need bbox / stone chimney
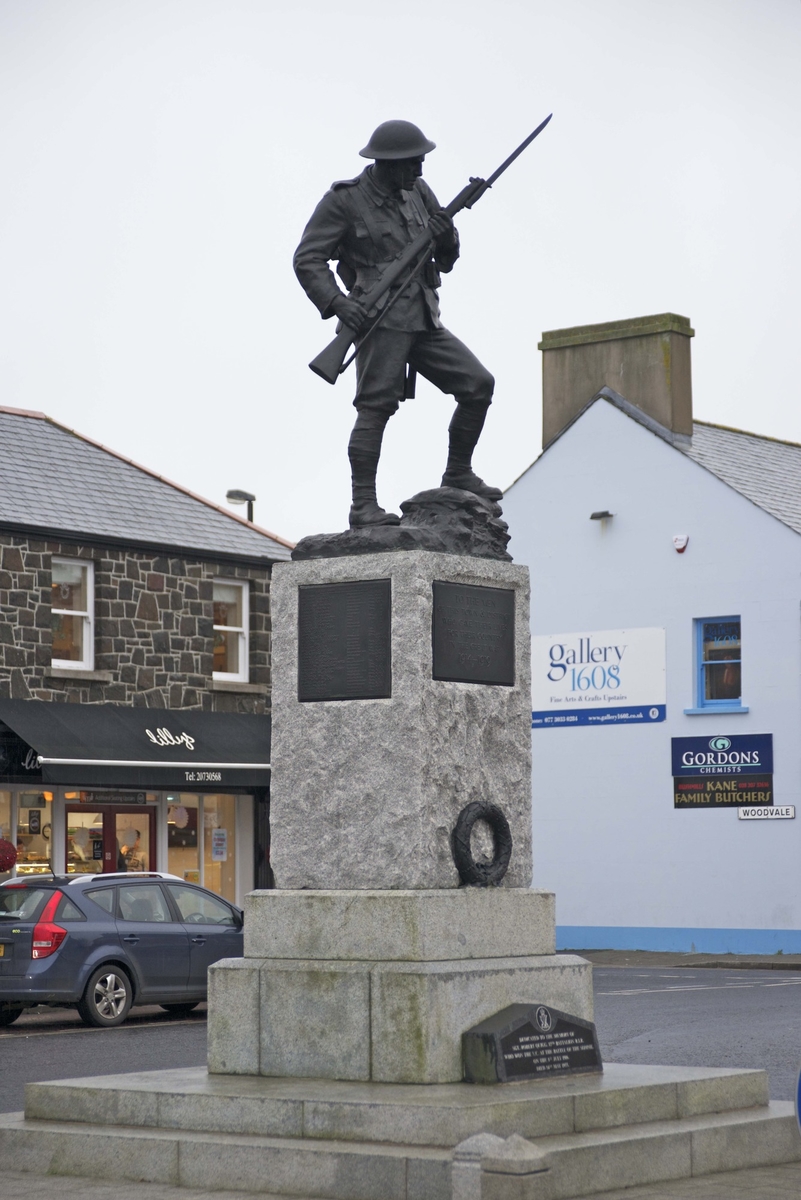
[539,313,694,448]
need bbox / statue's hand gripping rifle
[308,113,552,385]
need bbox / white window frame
[51,557,95,671]
[212,579,249,682]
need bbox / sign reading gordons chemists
[531,628,666,728]
[672,734,774,808]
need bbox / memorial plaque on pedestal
[298,579,391,702]
[463,1003,602,1084]
[432,581,514,686]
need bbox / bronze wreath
[451,801,512,886]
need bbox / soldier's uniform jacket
[293,166,460,333]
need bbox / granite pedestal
[207,550,593,1084]
[269,550,533,890]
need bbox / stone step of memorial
[0,1063,798,1200]
[18,1063,774,1142]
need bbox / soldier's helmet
[359,120,436,160]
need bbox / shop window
[51,558,94,670]
[67,811,104,874]
[0,791,11,880]
[203,795,237,903]
[167,795,200,883]
[213,580,249,681]
[167,793,238,902]
[694,618,743,710]
[16,792,53,875]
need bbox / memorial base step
[0,1063,798,1199]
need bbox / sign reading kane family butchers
[672,734,774,808]
[531,628,666,728]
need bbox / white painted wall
[503,398,801,946]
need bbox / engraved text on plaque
[298,579,392,702]
[432,581,514,686]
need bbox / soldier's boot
[441,402,503,502]
[348,412,401,528]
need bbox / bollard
[481,1133,551,1200]
[452,1133,506,1200]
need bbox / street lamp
[226,489,256,523]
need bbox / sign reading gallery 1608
[531,627,666,728]
[672,734,774,808]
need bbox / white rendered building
[503,314,801,953]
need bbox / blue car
[0,872,243,1027]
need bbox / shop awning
[0,700,271,789]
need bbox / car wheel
[77,966,133,1028]
[159,1002,200,1015]
[0,1002,24,1027]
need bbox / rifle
[308,114,552,385]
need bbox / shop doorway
[65,805,156,874]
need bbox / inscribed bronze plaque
[432,582,514,686]
[298,579,391,702]
[463,1003,602,1084]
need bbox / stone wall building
[0,405,292,904]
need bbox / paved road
[0,1003,208,1113]
[593,965,801,1100]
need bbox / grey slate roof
[683,421,801,537]
[510,388,801,540]
[0,407,292,562]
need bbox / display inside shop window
[203,795,237,902]
[67,813,104,874]
[167,794,200,883]
[702,619,741,702]
[16,792,53,874]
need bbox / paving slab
[0,1172,309,1200]
[3,1161,801,1200]
[580,1159,801,1197]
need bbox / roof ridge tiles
[0,404,47,419]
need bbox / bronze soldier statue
[294,120,502,529]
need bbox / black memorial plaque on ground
[432,581,514,686]
[463,1003,602,1084]
[298,579,391,702]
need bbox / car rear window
[56,896,86,922]
[0,887,50,920]
[85,888,115,914]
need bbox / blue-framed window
[695,617,742,709]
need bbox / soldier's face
[377,156,424,193]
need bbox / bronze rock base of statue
[291,488,511,562]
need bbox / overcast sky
[1,0,799,544]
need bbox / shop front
[0,701,271,907]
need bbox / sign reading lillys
[672,734,774,808]
[145,728,196,751]
[531,628,666,728]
